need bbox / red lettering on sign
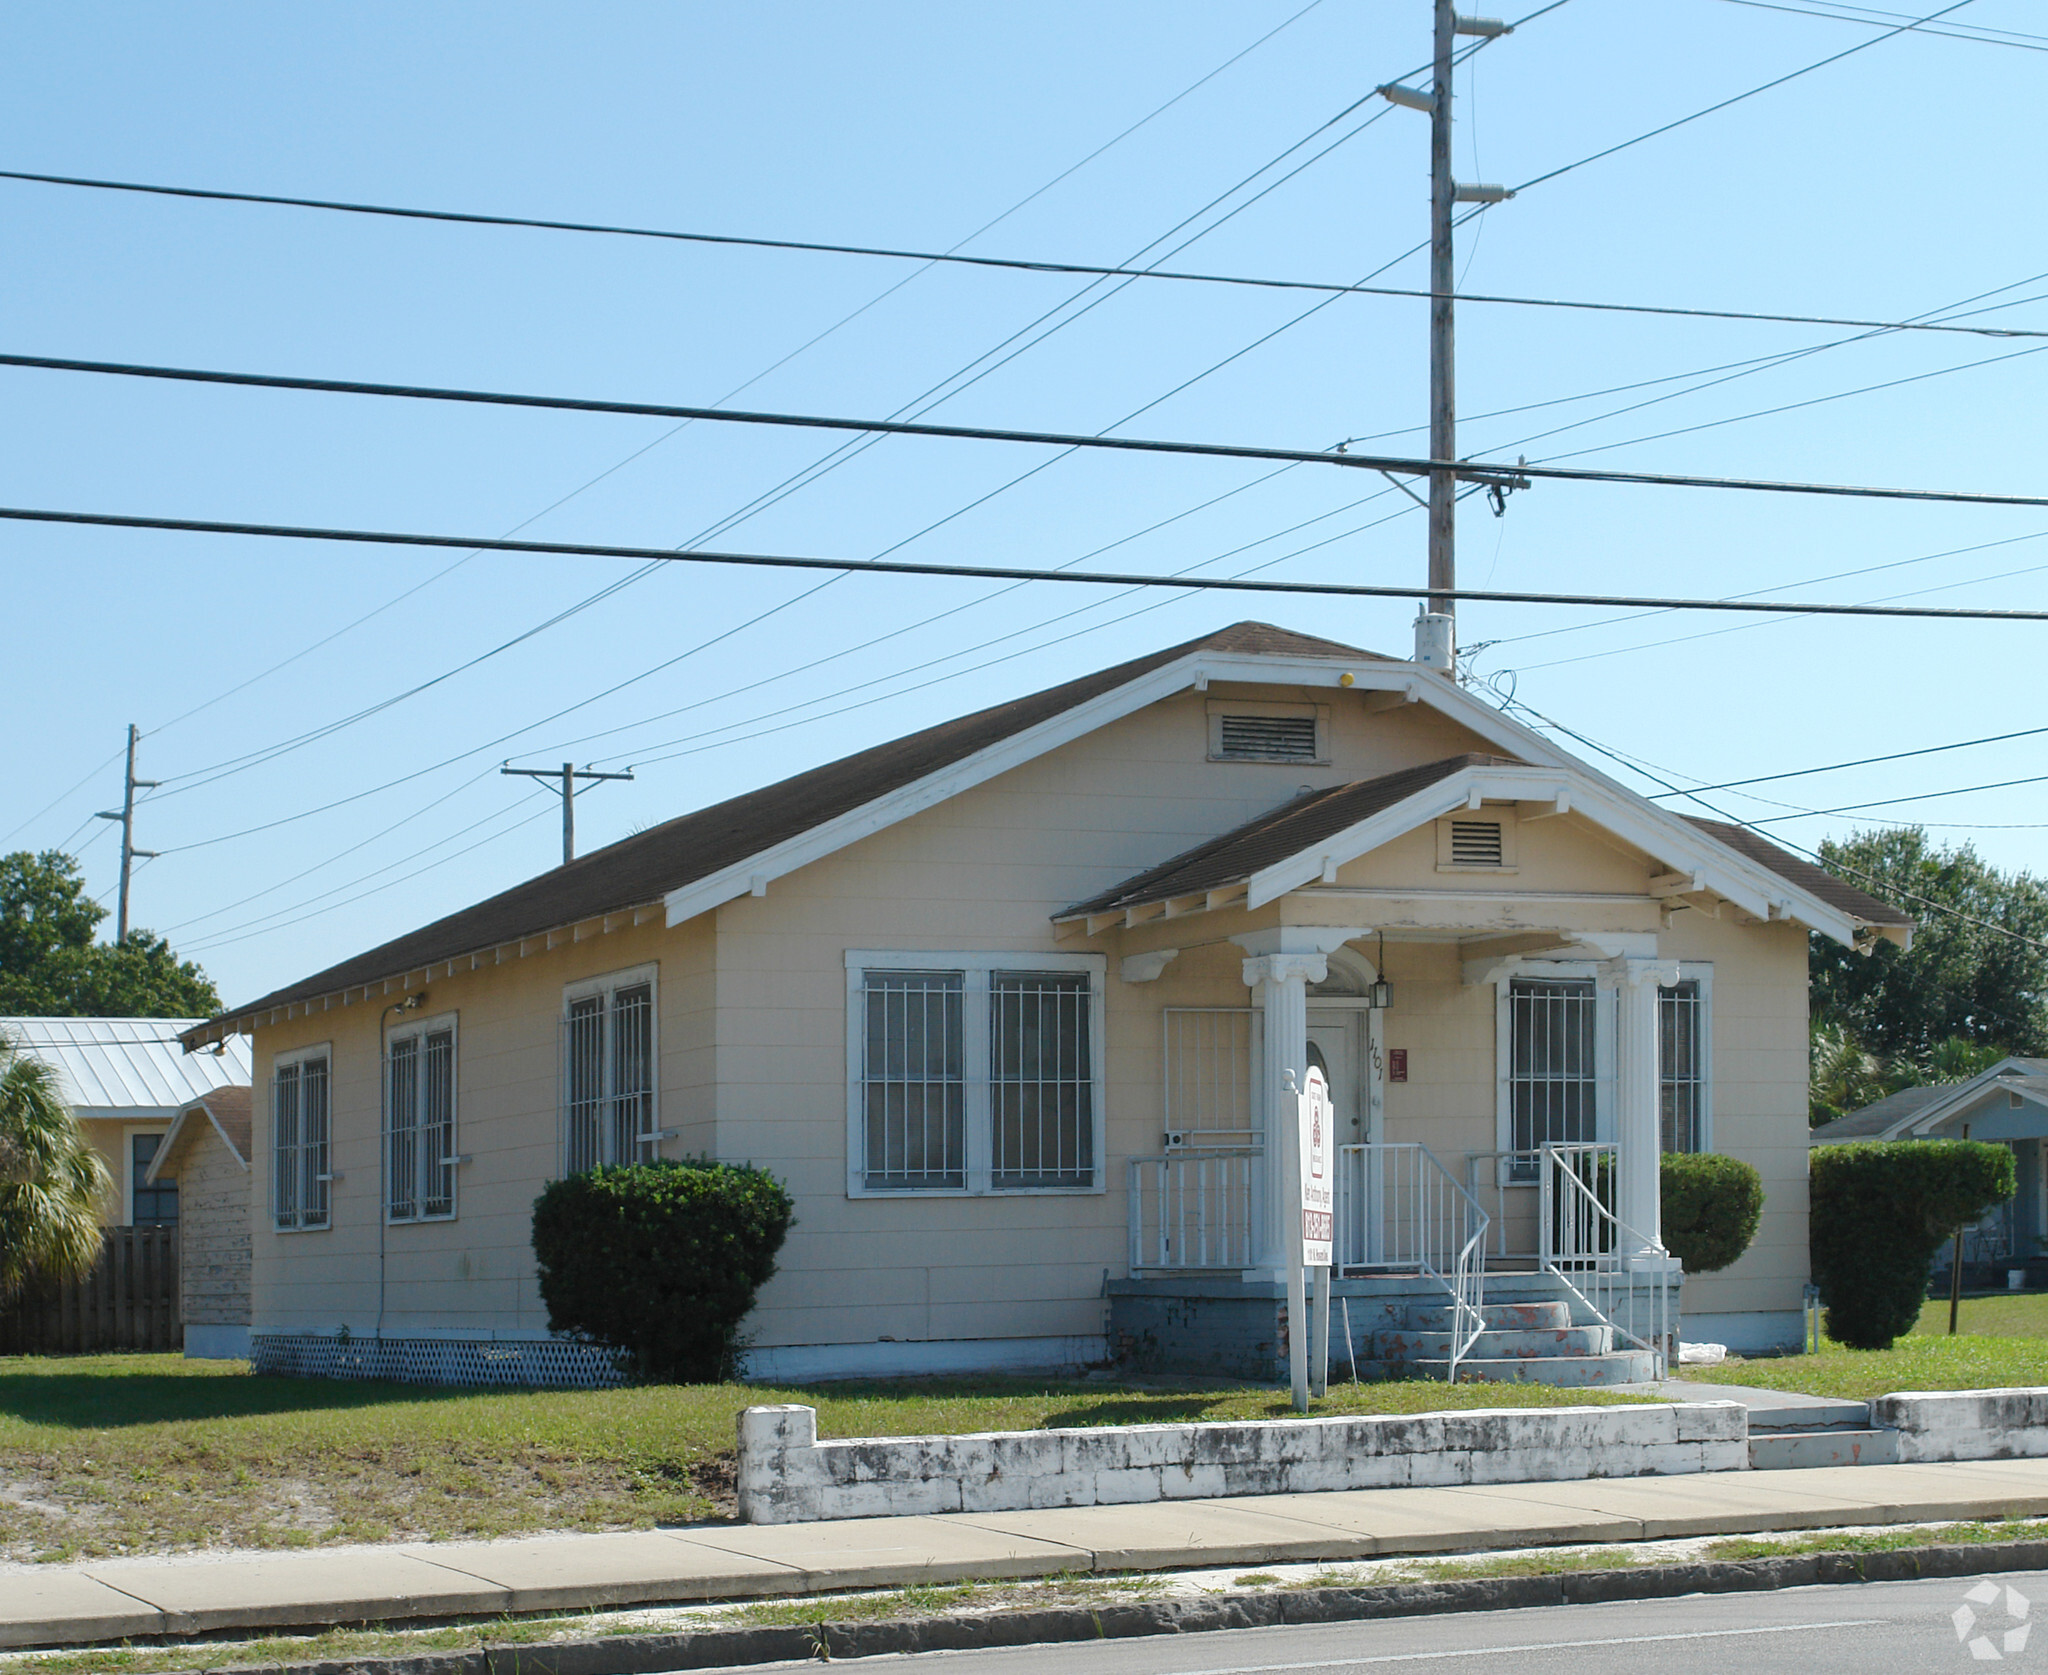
[1302,1210,1334,1242]
[1388,1048,1409,1083]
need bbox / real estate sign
[1298,1064,1334,1268]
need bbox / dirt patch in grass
[0,1355,1656,1563]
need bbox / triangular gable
[1059,755,1909,950]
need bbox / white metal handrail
[1336,1142,1489,1380]
[1128,1150,1261,1272]
[1465,1145,1617,1263]
[1537,1142,1674,1377]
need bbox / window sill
[850,1184,1106,1199]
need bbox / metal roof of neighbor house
[0,1017,253,1116]
[1679,819,1914,929]
[1063,755,1521,917]
[149,1085,252,1180]
[191,622,1383,1035]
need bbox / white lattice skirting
[250,1333,627,1389]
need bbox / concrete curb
[136,1538,2048,1675]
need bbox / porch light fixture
[1371,978,1392,1010]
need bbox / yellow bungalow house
[180,622,1908,1387]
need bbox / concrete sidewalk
[11,1457,2048,1651]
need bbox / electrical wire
[1745,773,2048,824]
[23,501,2048,619]
[11,163,2048,340]
[1644,725,2048,798]
[1714,0,2048,50]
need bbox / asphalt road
[733,1572,2047,1675]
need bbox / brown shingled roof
[1679,817,1913,928]
[198,622,1382,1028]
[1064,755,1519,917]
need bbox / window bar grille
[1660,980,1704,1153]
[612,983,655,1160]
[1508,979,1597,1179]
[273,1064,300,1230]
[992,972,1091,1189]
[423,1028,456,1216]
[863,971,965,1189]
[387,1035,419,1221]
[564,997,604,1176]
[301,1056,330,1228]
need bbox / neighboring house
[180,622,1909,1385]
[1813,1057,2048,1266]
[147,1087,253,1358]
[0,1017,253,1227]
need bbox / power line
[18,500,2048,621]
[1495,695,2048,954]
[1714,0,2048,50]
[13,348,2048,510]
[1745,772,2048,824]
[10,161,2048,341]
[1646,724,2048,798]
[1510,1,1975,194]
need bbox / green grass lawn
[1698,1291,2048,1401]
[0,1355,1652,1563]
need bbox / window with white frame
[1660,974,1710,1153]
[386,1014,457,1221]
[1506,977,1600,1167]
[272,1046,332,1231]
[562,967,658,1174]
[849,952,1105,1194]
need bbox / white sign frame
[1298,1064,1334,1268]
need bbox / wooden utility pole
[501,761,635,866]
[95,723,159,942]
[1428,0,1457,622]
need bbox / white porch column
[1235,927,1358,1278]
[1604,954,1680,1261]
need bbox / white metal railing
[1465,1145,1618,1263]
[1537,1142,1674,1377]
[1128,1149,1261,1272]
[1336,1143,1489,1380]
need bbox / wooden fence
[0,1227,182,1354]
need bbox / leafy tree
[0,851,219,1018]
[1809,1020,1888,1128]
[1811,829,2048,1061]
[0,1028,110,1304]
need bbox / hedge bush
[1660,1152,1764,1274]
[1809,1139,2015,1350]
[531,1158,795,1382]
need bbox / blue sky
[1,1,2043,1006]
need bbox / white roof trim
[1897,1059,2048,1137]
[1235,761,1864,946]
[146,1096,249,1181]
[664,649,1556,929]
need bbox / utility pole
[95,723,159,943]
[501,761,635,866]
[1380,9,1514,677]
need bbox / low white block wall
[1871,1388,2048,1462]
[735,1400,1749,1524]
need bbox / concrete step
[1396,1349,1659,1387]
[1371,1324,1613,1362]
[1401,1300,1572,1333]
[1750,1429,1899,1469]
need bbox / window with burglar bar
[562,972,657,1174]
[850,953,1103,1194]
[386,1019,457,1221]
[1660,977,1708,1153]
[272,1049,331,1231]
[1507,978,1598,1174]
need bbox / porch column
[1235,927,1358,1278]
[1604,954,1681,1261]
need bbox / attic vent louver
[1448,820,1505,867]
[1218,714,1318,761]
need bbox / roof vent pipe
[1413,612,1455,676]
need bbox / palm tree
[1809,1019,1889,1128]
[0,1028,110,1305]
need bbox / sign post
[1288,1065,1336,1412]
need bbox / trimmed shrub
[1809,1139,2015,1351]
[1660,1152,1764,1274]
[531,1158,795,1382]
